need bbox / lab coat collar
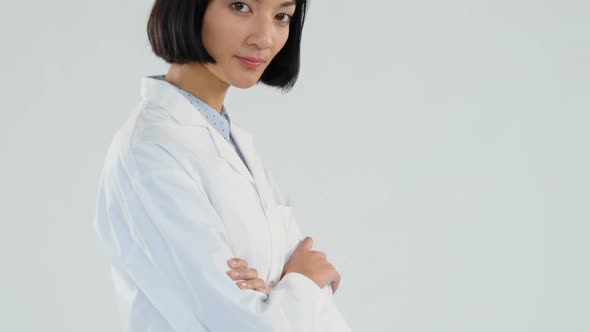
[140,75,256,185]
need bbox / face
[201,0,297,89]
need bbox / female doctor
[92,0,351,331]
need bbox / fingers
[256,287,272,296]
[225,260,271,296]
[227,258,248,269]
[236,278,272,296]
[312,250,327,260]
[226,267,258,281]
[331,270,341,294]
[236,278,266,290]
[296,236,313,252]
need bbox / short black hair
[147,0,308,91]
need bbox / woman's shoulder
[131,99,207,146]
[130,99,215,148]
[100,100,215,177]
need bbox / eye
[276,13,292,24]
[230,2,251,13]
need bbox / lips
[238,56,265,64]
[237,56,265,69]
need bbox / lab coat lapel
[230,123,275,209]
[232,123,285,285]
[207,124,255,185]
[141,76,255,184]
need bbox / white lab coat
[93,76,352,331]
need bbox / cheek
[273,29,290,54]
[202,13,238,57]
[216,28,244,60]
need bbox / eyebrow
[279,0,297,8]
[254,0,297,8]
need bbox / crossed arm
[227,168,342,298]
[225,246,341,297]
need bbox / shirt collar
[151,75,232,143]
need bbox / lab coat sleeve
[94,141,332,332]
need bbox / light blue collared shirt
[151,75,251,174]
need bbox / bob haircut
[147,0,308,91]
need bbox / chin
[231,78,260,89]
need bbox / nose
[246,15,274,50]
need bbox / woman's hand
[226,258,272,296]
[281,237,341,294]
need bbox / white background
[1,0,589,331]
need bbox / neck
[164,63,229,114]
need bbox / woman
[93,0,351,331]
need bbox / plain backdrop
[1,0,589,331]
